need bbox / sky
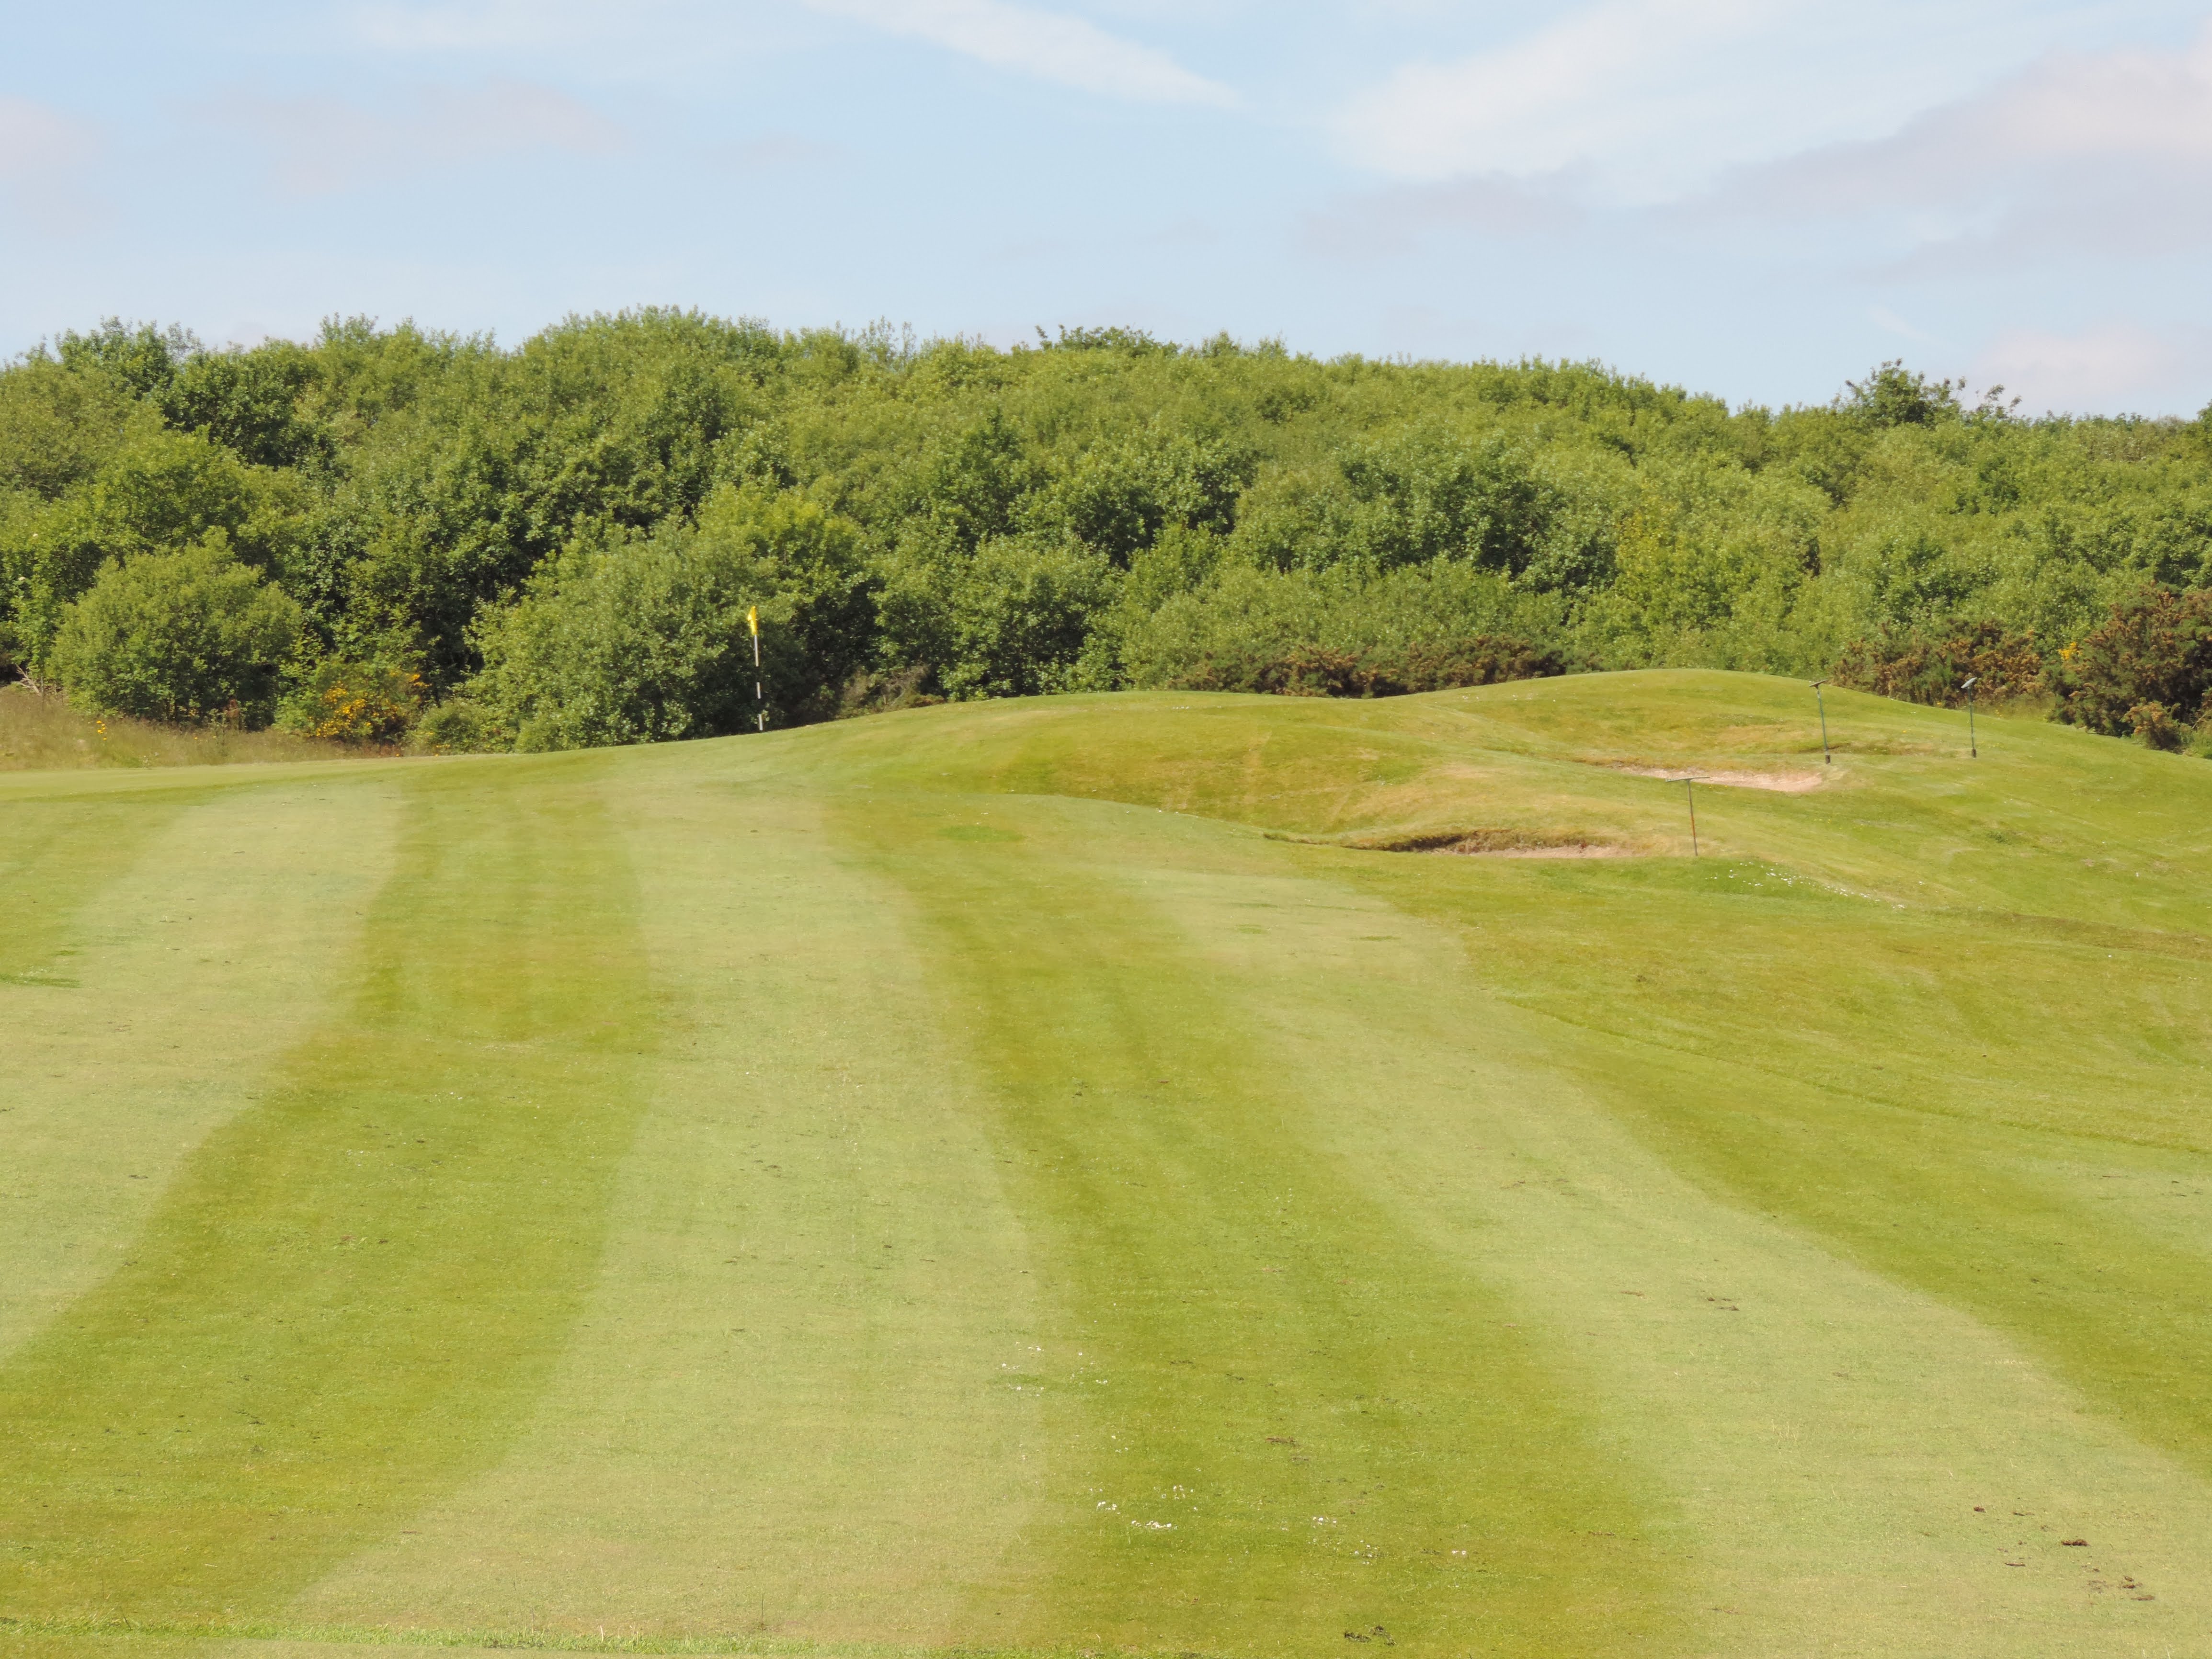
[6,1,2212,414]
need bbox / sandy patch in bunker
[1439,842,1636,859]
[1342,829,1642,859]
[1608,765,1826,794]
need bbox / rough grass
[0,683,372,770]
[6,670,2212,1659]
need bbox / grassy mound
[4,670,2211,1659]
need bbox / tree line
[5,309,2212,752]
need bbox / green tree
[0,429,304,662]
[1839,361,1964,429]
[13,309,2212,736]
[1025,432,1248,566]
[1232,424,1620,590]
[308,310,776,687]
[0,359,140,499]
[1121,559,1567,694]
[878,534,1115,699]
[469,485,868,749]
[47,537,302,723]
[54,319,200,400]
[162,341,330,469]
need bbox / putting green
[4,671,2211,1659]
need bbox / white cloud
[805,0,1239,106]
[1731,26,2212,208]
[208,80,626,196]
[1696,23,2212,268]
[1972,320,2212,414]
[1335,0,1775,186]
[1329,0,2126,201]
[0,95,103,232]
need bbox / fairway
[7,669,2212,1659]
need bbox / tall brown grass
[0,683,382,771]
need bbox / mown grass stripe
[0,795,196,980]
[1336,846,2212,1480]
[1,1614,1093,1659]
[0,761,652,1624]
[843,794,1692,1659]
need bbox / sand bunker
[1436,841,1634,859]
[1348,830,1639,859]
[1609,765,1826,794]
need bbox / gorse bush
[279,658,423,743]
[48,537,301,724]
[6,310,2212,749]
[2051,585,2212,738]
[1833,621,2045,707]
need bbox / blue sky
[6,1,2212,413]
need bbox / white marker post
[749,604,764,733]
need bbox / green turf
[5,671,2212,1658]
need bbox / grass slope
[4,670,2212,1659]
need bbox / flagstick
[749,605,765,733]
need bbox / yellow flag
[747,605,759,638]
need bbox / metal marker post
[1811,679,1832,764]
[1685,776,1702,858]
[1961,674,1978,759]
[749,604,764,733]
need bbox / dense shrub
[472,533,753,750]
[471,485,868,749]
[1231,425,1620,591]
[0,357,137,498]
[278,658,423,743]
[2051,586,2212,736]
[1122,560,1569,693]
[1174,636,1564,697]
[2128,701,2189,751]
[1833,621,2044,706]
[409,697,498,754]
[11,312,2212,746]
[878,534,1116,700]
[0,427,303,661]
[47,538,302,724]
